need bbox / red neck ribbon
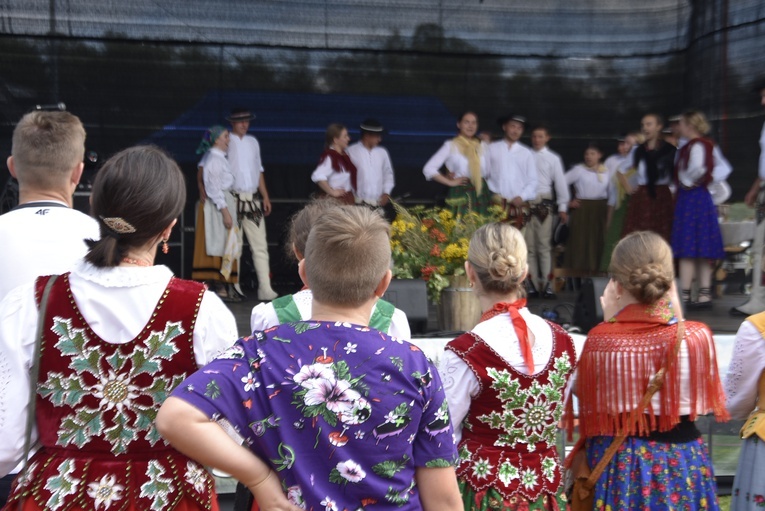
[480,299,534,374]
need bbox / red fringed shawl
[570,300,729,439]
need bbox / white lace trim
[72,260,174,288]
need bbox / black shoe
[688,300,713,311]
[729,307,748,317]
[542,289,557,300]
[527,289,540,299]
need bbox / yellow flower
[442,243,468,261]
[406,221,416,230]
[438,209,453,222]
[700,498,707,507]
[391,219,407,236]
[420,225,428,232]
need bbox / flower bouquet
[390,199,507,303]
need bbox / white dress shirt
[0,202,100,303]
[533,146,569,212]
[0,260,239,476]
[250,289,412,342]
[346,142,395,203]
[422,140,488,181]
[311,154,353,192]
[485,140,538,201]
[565,164,611,200]
[228,133,264,194]
[203,148,235,210]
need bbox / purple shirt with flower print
[171,321,458,510]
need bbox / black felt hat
[359,118,384,133]
[227,107,256,122]
[497,114,526,127]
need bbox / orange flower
[429,244,441,256]
[422,218,435,228]
[421,265,438,281]
[429,228,448,243]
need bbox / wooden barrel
[437,274,481,331]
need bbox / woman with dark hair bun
[0,145,246,511]
[564,142,611,273]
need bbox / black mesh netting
[1,0,764,280]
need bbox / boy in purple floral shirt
[158,206,461,511]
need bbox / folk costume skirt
[458,479,565,511]
[564,199,607,273]
[585,435,719,510]
[622,185,674,243]
[731,435,765,510]
[671,186,725,260]
[447,180,492,215]
[599,195,630,273]
[191,201,239,284]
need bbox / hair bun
[627,263,672,302]
[488,250,521,282]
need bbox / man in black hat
[346,118,395,208]
[485,114,538,227]
[732,81,765,316]
[226,107,278,302]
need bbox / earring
[162,239,169,254]
[469,280,474,288]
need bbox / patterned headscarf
[196,125,227,155]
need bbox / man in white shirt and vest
[528,125,569,298]
[346,118,395,209]
[732,81,765,317]
[226,107,278,302]
[485,114,538,240]
[0,109,100,505]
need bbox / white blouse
[311,153,353,192]
[441,309,583,441]
[250,289,412,341]
[725,319,765,420]
[0,260,238,476]
[422,140,487,181]
[203,148,235,211]
[565,164,611,200]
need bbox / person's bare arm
[156,397,300,511]
[414,466,462,511]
